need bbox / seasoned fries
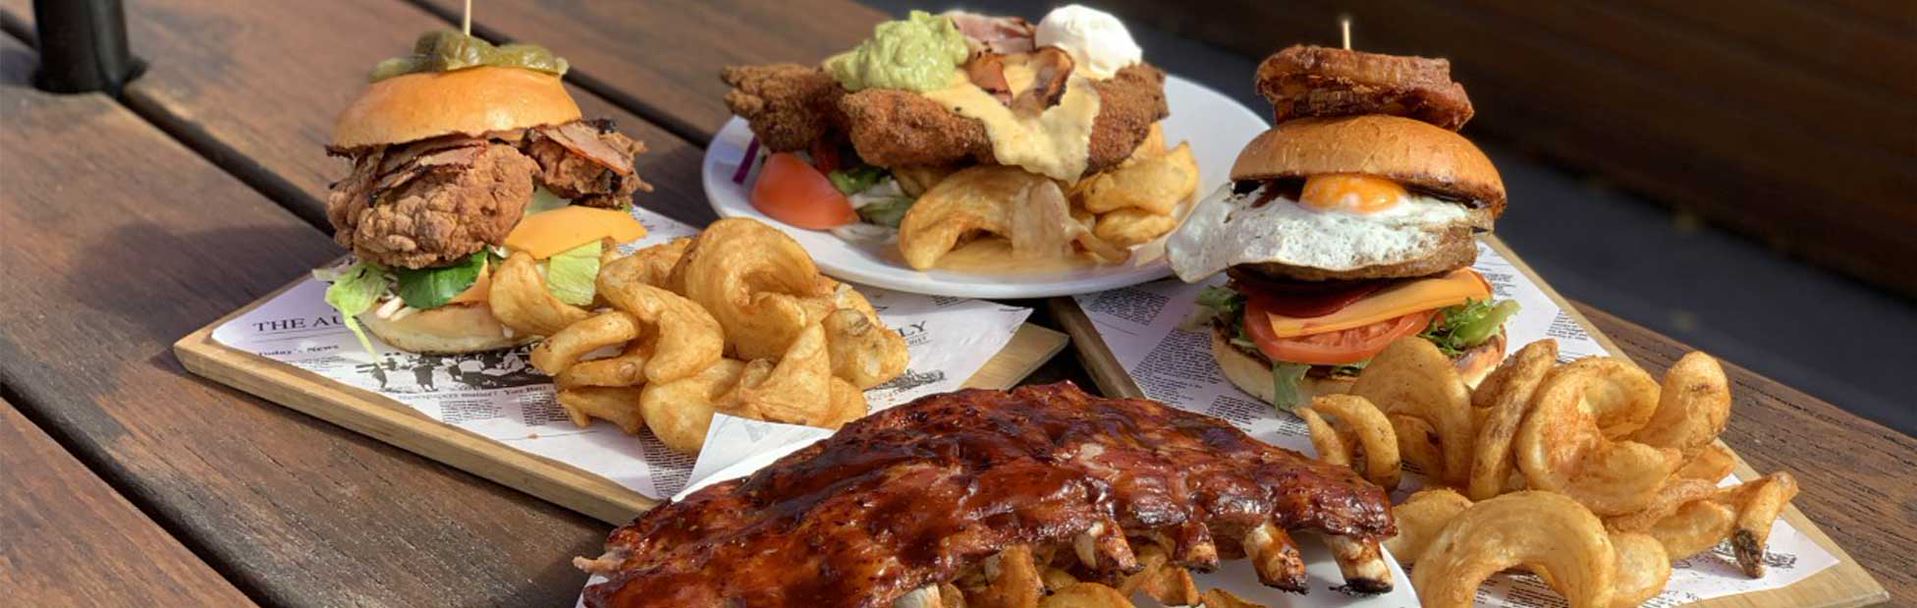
[1344,335,1800,607]
[531,218,907,454]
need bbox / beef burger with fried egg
[1168,48,1515,409]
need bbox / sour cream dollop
[1034,5,1142,80]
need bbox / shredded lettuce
[544,241,602,306]
[1269,362,1312,413]
[1420,299,1520,357]
[1182,285,1245,331]
[525,186,571,215]
[828,165,889,195]
[316,261,387,356]
[856,196,915,228]
[393,252,486,310]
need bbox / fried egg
[1167,177,1481,281]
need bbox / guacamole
[824,11,968,92]
[370,30,569,82]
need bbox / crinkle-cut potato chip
[1516,358,1681,516]
[965,545,1045,608]
[717,323,836,426]
[554,338,653,389]
[1092,207,1179,248]
[1631,351,1732,460]
[670,218,834,360]
[1078,142,1198,215]
[897,165,1087,270]
[1199,588,1267,608]
[1383,488,1472,564]
[1649,499,1737,559]
[1603,478,1721,533]
[823,377,871,429]
[1301,395,1401,490]
[1390,413,1445,481]
[556,386,646,434]
[1115,543,1199,606]
[822,308,908,389]
[1351,338,1474,487]
[1675,442,1737,482]
[1724,472,1798,577]
[597,280,724,383]
[638,358,746,455]
[531,312,640,376]
[599,237,689,291]
[1609,532,1673,607]
[1468,339,1557,500]
[1038,582,1132,608]
[491,250,591,336]
[1412,491,1617,608]
[1551,357,1661,439]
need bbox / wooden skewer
[1340,16,1352,51]
[462,0,472,37]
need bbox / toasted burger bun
[332,66,582,148]
[1211,329,1506,405]
[359,301,535,355]
[1230,115,1506,217]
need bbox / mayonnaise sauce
[923,55,1101,181]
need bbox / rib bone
[1243,522,1309,592]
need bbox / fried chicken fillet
[720,63,1168,177]
[1255,45,1473,130]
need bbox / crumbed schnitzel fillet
[720,63,1168,177]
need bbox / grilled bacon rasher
[577,383,1397,607]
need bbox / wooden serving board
[1048,236,1887,608]
[176,274,1069,526]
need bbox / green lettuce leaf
[1420,298,1520,357]
[544,241,602,306]
[856,196,915,228]
[828,165,889,195]
[525,186,571,215]
[393,252,486,310]
[1269,361,1312,413]
[1181,285,1245,331]
[315,261,388,356]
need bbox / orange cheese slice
[503,206,647,260]
[1265,269,1491,338]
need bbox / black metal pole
[31,0,141,95]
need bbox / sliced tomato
[1244,295,1434,365]
[750,152,857,229]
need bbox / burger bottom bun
[1210,326,1507,405]
[359,301,535,355]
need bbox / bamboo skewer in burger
[1170,42,1515,409]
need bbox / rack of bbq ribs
[576,383,1396,607]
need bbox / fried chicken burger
[1169,46,1516,409]
[316,31,652,355]
[719,6,1192,271]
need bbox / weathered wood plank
[0,397,259,607]
[0,0,712,228]
[414,0,885,140]
[0,31,607,607]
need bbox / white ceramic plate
[702,74,1269,298]
[676,438,1418,608]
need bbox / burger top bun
[332,66,582,149]
[1230,115,1506,217]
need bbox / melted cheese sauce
[931,239,1100,275]
[923,56,1101,181]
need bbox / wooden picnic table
[0,1,1908,606]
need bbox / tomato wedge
[1243,294,1434,365]
[750,152,857,229]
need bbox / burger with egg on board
[1169,46,1516,409]
[315,31,652,355]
